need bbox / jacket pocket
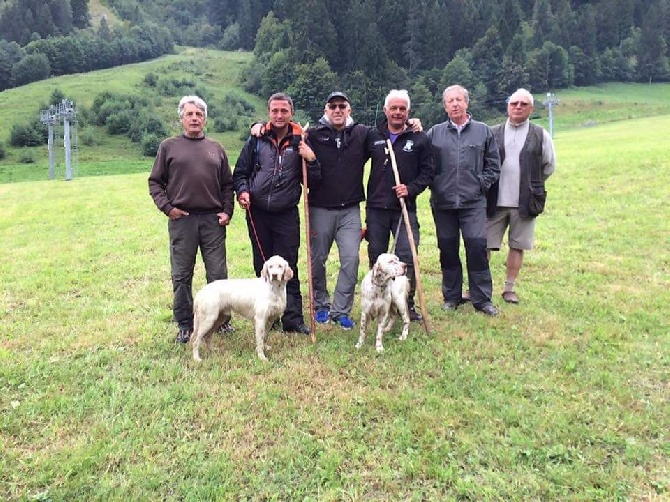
[528,185,547,216]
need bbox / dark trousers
[246,205,304,328]
[431,207,493,308]
[169,213,228,330]
[365,207,420,309]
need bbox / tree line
[1,0,668,126]
[0,0,174,91]
[81,0,670,126]
[240,0,670,125]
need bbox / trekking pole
[385,140,430,334]
[301,123,316,342]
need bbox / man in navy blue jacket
[365,89,435,321]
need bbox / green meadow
[0,50,669,500]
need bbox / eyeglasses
[327,103,348,110]
[509,101,531,107]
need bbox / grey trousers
[168,213,228,329]
[309,205,362,318]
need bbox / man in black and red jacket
[234,92,321,335]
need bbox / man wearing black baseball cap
[306,90,371,330]
[249,90,423,330]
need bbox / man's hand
[407,118,423,132]
[393,184,409,198]
[237,192,250,210]
[168,207,189,220]
[298,140,316,162]
[250,123,265,137]
[217,212,231,226]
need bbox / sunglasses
[509,101,531,107]
[327,103,348,110]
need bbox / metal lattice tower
[543,92,559,138]
[39,99,78,180]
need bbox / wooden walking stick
[301,123,316,342]
[385,139,430,334]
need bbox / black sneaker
[408,308,423,322]
[475,303,499,317]
[175,328,192,343]
[284,323,311,335]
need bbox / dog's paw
[375,344,384,353]
[193,353,203,362]
[398,334,408,341]
[257,352,269,362]
[355,341,363,349]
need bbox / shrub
[144,116,167,137]
[0,140,5,159]
[143,72,158,87]
[142,133,161,157]
[213,116,238,133]
[79,128,98,146]
[18,149,35,163]
[106,111,133,135]
[10,120,47,147]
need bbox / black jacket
[366,120,435,212]
[233,122,321,212]
[306,117,375,209]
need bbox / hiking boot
[408,308,423,322]
[284,323,311,335]
[475,303,499,317]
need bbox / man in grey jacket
[427,85,500,316]
[486,88,555,305]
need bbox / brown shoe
[502,291,520,304]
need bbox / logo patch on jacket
[402,140,414,152]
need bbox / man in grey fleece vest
[486,88,556,304]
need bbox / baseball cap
[326,91,350,103]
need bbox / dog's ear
[261,261,269,282]
[282,262,293,281]
[372,262,385,283]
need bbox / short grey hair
[384,89,411,110]
[178,95,207,119]
[443,85,469,104]
[509,88,534,106]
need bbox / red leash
[245,206,267,263]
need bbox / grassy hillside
[0,48,263,183]
[0,96,668,497]
[0,47,669,183]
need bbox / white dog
[356,253,410,353]
[191,255,293,362]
